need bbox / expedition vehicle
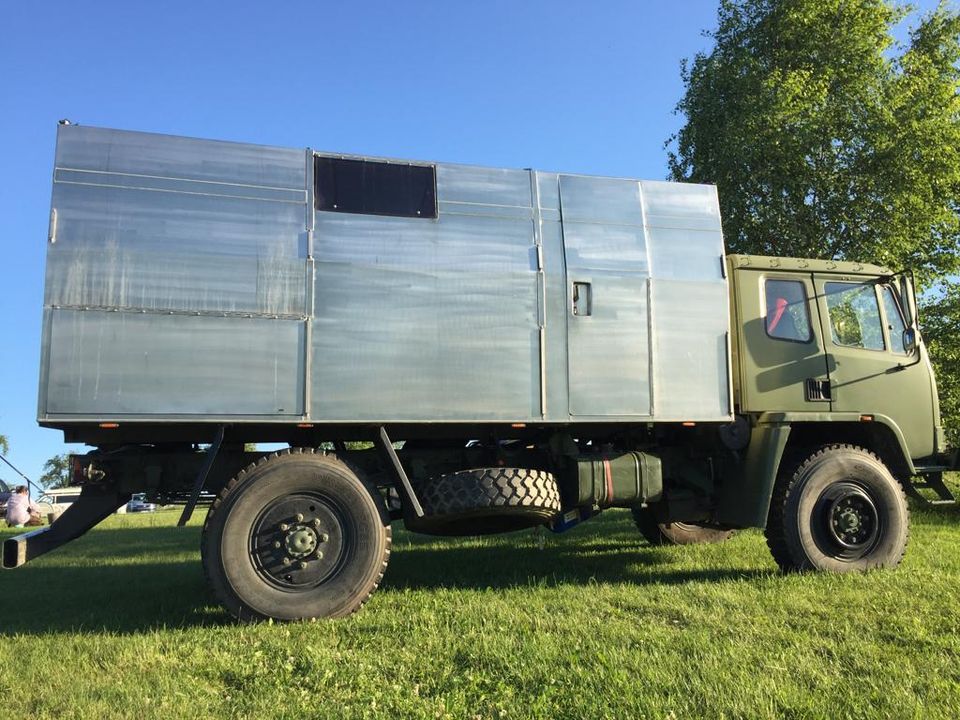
[4,124,952,621]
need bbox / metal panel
[311,165,540,421]
[567,273,651,416]
[436,164,532,207]
[560,175,651,416]
[47,127,308,316]
[44,310,305,416]
[642,180,730,420]
[55,125,304,188]
[39,125,732,428]
[558,175,643,225]
[650,279,729,419]
[41,126,308,421]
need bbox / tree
[0,434,8,455]
[921,284,960,446]
[669,0,960,282]
[39,454,71,489]
[669,0,960,438]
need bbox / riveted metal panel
[650,279,729,419]
[310,169,540,420]
[44,310,305,416]
[41,126,308,422]
[39,125,732,429]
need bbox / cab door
[735,269,831,412]
[813,276,936,457]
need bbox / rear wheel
[202,449,391,621]
[765,444,909,572]
[631,507,735,545]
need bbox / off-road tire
[201,448,391,621]
[406,467,561,536]
[764,444,909,572]
[631,507,735,545]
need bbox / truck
[4,123,953,621]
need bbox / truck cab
[716,254,946,532]
[729,254,940,459]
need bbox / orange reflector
[98,422,119,429]
[860,415,874,422]
[297,423,314,428]
[511,423,526,428]
[682,422,696,427]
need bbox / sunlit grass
[1,493,959,719]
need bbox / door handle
[573,282,592,316]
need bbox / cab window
[881,285,907,354]
[825,282,884,350]
[764,279,811,342]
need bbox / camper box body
[40,125,730,437]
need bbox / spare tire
[406,467,561,536]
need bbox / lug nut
[279,523,289,531]
[312,518,322,528]
[315,550,324,560]
[320,533,329,543]
[295,513,304,522]
[273,541,281,549]
[298,560,308,570]
[281,557,291,566]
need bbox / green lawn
[1,496,959,720]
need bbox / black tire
[631,506,735,545]
[201,449,391,621]
[765,444,909,572]
[406,467,561,536]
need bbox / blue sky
[0,0,945,484]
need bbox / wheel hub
[284,526,318,557]
[818,481,881,558]
[249,493,345,589]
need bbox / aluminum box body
[39,125,732,430]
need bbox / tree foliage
[39,454,71,489]
[922,283,960,445]
[670,0,960,440]
[669,0,960,282]
[0,434,8,455]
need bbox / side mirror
[903,327,917,354]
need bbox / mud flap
[715,422,791,528]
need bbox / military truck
[4,124,952,621]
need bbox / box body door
[559,175,651,417]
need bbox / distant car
[127,494,157,513]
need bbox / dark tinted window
[315,157,437,219]
[764,279,812,342]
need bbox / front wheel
[765,444,909,572]
[201,449,391,621]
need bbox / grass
[1,496,959,719]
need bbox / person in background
[5,486,43,528]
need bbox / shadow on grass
[0,519,770,635]
[381,541,770,591]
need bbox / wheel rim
[248,493,347,591]
[814,481,882,560]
